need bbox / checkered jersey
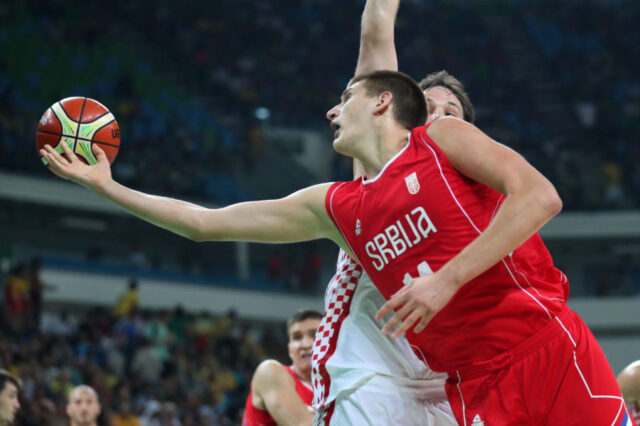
[311,250,362,409]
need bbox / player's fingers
[376,296,403,321]
[92,143,107,162]
[381,300,413,335]
[413,314,432,334]
[59,141,77,162]
[391,309,425,339]
[43,146,69,170]
[43,144,70,167]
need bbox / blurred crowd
[1,295,287,425]
[0,0,639,209]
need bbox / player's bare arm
[40,143,344,247]
[355,0,400,76]
[251,360,314,426]
[353,0,400,178]
[378,117,562,337]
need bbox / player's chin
[298,354,312,366]
[332,138,352,156]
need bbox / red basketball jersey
[242,365,313,426]
[325,124,568,372]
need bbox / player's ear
[373,91,393,115]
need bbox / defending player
[311,0,461,424]
[66,385,101,426]
[41,65,630,424]
[0,370,20,426]
[242,309,318,426]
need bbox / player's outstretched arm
[378,118,563,337]
[40,143,337,245]
[352,0,401,178]
[355,0,400,76]
[251,360,314,426]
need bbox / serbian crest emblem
[404,172,420,195]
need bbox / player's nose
[326,104,340,121]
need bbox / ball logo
[40,115,49,126]
[404,172,420,195]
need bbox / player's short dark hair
[351,70,427,130]
[419,70,475,123]
[287,308,322,332]
[0,369,21,393]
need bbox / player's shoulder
[424,116,470,139]
[254,359,286,375]
[253,360,292,383]
[252,360,296,395]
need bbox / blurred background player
[66,385,101,426]
[242,309,319,426]
[618,360,640,424]
[0,370,20,426]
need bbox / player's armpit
[252,360,314,426]
[193,183,336,244]
[355,0,400,76]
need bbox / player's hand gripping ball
[36,97,120,165]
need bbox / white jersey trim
[556,317,627,424]
[362,133,411,185]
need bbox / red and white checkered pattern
[313,401,335,426]
[311,250,362,409]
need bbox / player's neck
[359,129,409,180]
[71,421,97,426]
[292,365,312,386]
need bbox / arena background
[1,0,639,424]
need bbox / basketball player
[618,361,640,424]
[0,370,20,426]
[66,385,101,426]
[311,0,461,424]
[41,58,630,426]
[242,309,318,426]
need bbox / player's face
[424,86,464,124]
[66,388,101,425]
[288,318,320,372]
[0,382,19,425]
[326,81,373,156]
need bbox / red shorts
[445,306,636,426]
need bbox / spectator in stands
[0,369,20,426]
[25,257,55,332]
[114,279,139,318]
[111,399,140,426]
[66,385,101,426]
[3,264,29,336]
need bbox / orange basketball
[36,97,120,165]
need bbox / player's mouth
[331,122,341,139]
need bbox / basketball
[36,97,120,165]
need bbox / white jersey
[311,250,448,411]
